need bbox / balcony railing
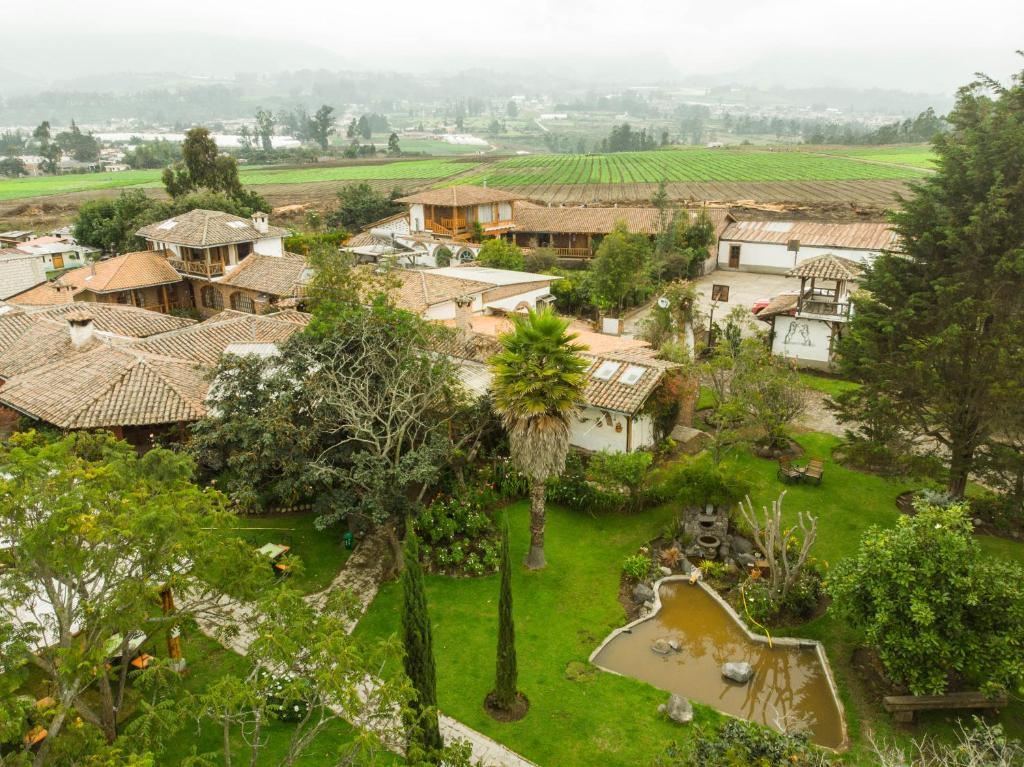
[796,288,851,318]
[167,258,225,278]
[552,247,592,259]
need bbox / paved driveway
[625,270,798,337]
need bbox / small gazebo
[787,254,864,319]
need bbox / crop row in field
[456,148,929,187]
[814,145,936,169]
[0,159,478,202]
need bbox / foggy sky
[3,0,1022,94]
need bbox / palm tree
[489,308,588,569]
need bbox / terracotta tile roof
[35,304,195,338]
[390,268,492,313]
[136,209,289,247]
[0,307,308,428]
[345,213,408,248]
[218,253,309,297]
[579,352,679,414]
[721,220,896,251]
[135,310,308,365]
[754,293,799,320]
[0,347,208,429]
[396,185,522,206]
[513,206,731,237]
[437,325,678,415]
[6,280,78,306]
[788,254,865,281]
[0,305,195,379]
[58,251,182,293]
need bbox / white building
[438,317,679,453]
[717,220,895,274]
[0,251,47,300]
[756,254,864,370]
[13,236,98,272]
[136,209,289,271]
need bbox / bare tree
[869,719,1023,767]
[738,492,817,602]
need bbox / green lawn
[157,633,394,766]
[356,433,1024,765]
[817,145,936,170]
[233,513,351,595]
[798,373,861,399]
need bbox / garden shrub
[414,489,500,576]
[586,450,653,513]
[679,720,831,767]
[648,454,750,509]
[546,452,622,512]
[740,566,823,627]
[622,553,652,582]
[970,491,1023,530]
[829,502,1024,695]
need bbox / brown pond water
[593,581,846,749]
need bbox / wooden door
[52,254,64,270]
[728,244,741,268]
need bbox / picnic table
[256,543,290,560]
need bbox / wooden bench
[802,458,824,485]
[883,691,1008,723]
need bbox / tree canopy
[476,239,525,271]
[829,502,1024,695]
[326,182,402,231]
[161,127,265,210]
[834,64,1024,496]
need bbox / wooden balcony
[168,258,225,278]
[553,247,592,259]
[796,288,851,319]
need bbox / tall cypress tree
[401,531,443,755]
[835,64,1024,497]
[489,517,519,711]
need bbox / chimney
[65,310,95,348]
[453,295,474,333]
[251,211,269,234]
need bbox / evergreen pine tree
[489,517,519,711]
[401,531,443,755]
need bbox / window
[593,361,621,381]
[619,365,646,386]
[237,242,253,260]
[201,286,223,310]
[229,291,255,313]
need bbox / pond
[591,578,847,749]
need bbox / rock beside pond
[736,553,757,569]
[732,535,755,555]
[632,583,655,603]
[658,566,673,576]
[722,661,755,684]
[651,638,675,655]
[658,693,693,724]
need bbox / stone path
[794,389,846,438]
[198,532,538,767]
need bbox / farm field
[813,144,936,169]
[0,158,477,202]
[457,147,930,187]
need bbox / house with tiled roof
[755,253,866,370]
[136,209,304,317]
[718,219,895,274]
[436,316,679,453]
[397,186,521,239]
[0,304,307,445]
[509,205,733,267]
[7,251,187,312]
[385,266,558,320]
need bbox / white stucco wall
[718,240,880,274]
[254,237,284,256]
[569,409,657,453]
[409,204,425,231]
[772,315,835,369]
[422,294,485,321]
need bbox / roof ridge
[59,346,142,426]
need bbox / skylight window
[619,365,646,386]
[593,361,621,381]
[226,221,247,229]
[157,220,177,230]
[765,222,794,232]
